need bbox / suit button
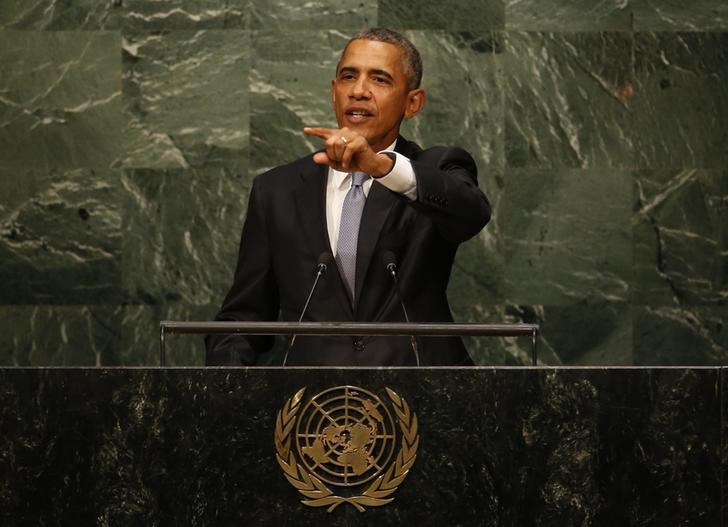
[352,337,365,352]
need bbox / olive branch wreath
[274,387,419,512]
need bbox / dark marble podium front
[0,367,722,526]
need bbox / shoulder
[397,136,476,172]
[252,152,321,190]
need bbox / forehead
[338,39,406,76]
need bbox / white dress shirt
[326,139,417,255]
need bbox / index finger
[303,127,338,140]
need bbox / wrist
[372,152,396,178]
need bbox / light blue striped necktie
[336,171,369,301]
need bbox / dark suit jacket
[206,136,491,366]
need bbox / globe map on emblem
[295,385,397,486]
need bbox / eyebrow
[338,66,394,82]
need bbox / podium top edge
[158,320,540,337]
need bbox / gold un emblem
[274,385,419,512]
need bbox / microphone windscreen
[382,250,397,268]
[317,251,332,267]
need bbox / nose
[350,77,371,99]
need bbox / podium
[0,326,720,525]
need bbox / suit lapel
[353,180,398,312]
[353,136,421,313]
[293,158,353,316]
[393,135,420,158]
[293,161,329,259]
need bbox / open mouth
[345,109,374,123]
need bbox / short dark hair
[339,28,423,90]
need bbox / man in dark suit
[206,28,490,366]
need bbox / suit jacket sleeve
[408,145,491,244]
[205,177,280,365]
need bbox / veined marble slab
[379,0,504,30]
[504,31,633,169]
[0,167,121,304]
[632,32,728,168]
[0,367,720,525]
[633,168,727,306]
[122,30,249,170]
[0,0,122,30]
[500,168,632,305]
[0,30,124,170]
[121,167,246,306]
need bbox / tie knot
[351,172,368,187]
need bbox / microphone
[282,252,331,366]
[383,251,420,366]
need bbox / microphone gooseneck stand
[282,252,331,366]
[383,251,420,367]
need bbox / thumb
[312,151,330,165]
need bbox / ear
[330,78,336,107]
[404,88,426,119]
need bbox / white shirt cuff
[375,150,417,200]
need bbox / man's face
[332,39,424,152]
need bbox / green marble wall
[0,1,726,366]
